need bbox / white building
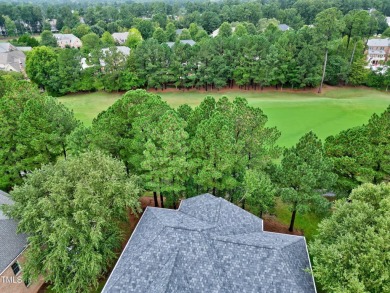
[53,34,82,48]
[367,38,390,66]
[112,32,129,45]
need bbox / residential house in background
[211,27,236,38]
[278,24,291,31]
[53,34,82,48]
[0,43,26,72]
[0,190,44,293]
[367,38,390,66]
[48,19,58,33]
[165,39,196,48]
[112,32,129,45]
[81,46,131,69]
[102,194,316,293]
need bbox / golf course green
[59,87,390,147]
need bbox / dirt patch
[262,214,304,236]
[147,84,321,95]
[146,84,376,95]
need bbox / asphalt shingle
[0,190,28,274]
[103,194,316,293]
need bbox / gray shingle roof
[103,194,316,293]
[367,38,390,47]
[278,24,291,31]
[165,40,196,48]
[0,190,28,274]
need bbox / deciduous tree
[310,183,390,293]
[2,151,141,293]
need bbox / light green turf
[272,198,325,242]
[58,88,390,147]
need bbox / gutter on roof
[303,237,317,293]
[0,246,27,276]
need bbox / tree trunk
[349,41,357,66]
[62,145,67,159]
[213,186,216,195]
[160,193,164,208]
[289,210,297,232]
[318,48,328,93]
[259,210,263,219]
[242,198,246,210]
[153,191,158,207]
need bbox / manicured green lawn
[59,87,390,147]
[271,198,325,242]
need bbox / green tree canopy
[125,28,143,49]
[0,81,41,190]
[2,151,141,293]
[101,31,115,47]
[40,30,58,47]
[25,46,59,94]
[278,131,336,231]
[81,32,102,54]
[310,183,390,293]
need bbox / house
[278,24,291,31]
[102,194,316,293]
[165,39,196,48]
[0,43,26,72]
[112,32,129,45]
[367,38,390,66]
[386,17,390,27]
[175,29,183,35]
[211,27,236,38]
[81,46,131,69]
[53,34,82,48]
[0,190,44,293]
[48,19,58,33]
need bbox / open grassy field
[59,87,390,147]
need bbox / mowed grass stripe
[58,88,390,147]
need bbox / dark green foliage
[91,90,171,173]
[325,107,390,196]
[40,30,57,47]
[10,34,39,47]
[25,46,59,94]
[278,132,336,231]
[1,151,141,293]
[311,183,390,293]
[0,83,79,190]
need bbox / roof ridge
[198,232,227,293]
[212,234,276,250]
[149,206,214,227]
[163,249,180,293]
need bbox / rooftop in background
[0,42,26,72]
[112,32,129,45]
[165,39,196,48]
[102,194,316,293]
[278,24,291,31]
[53,33,78,41]
[367,38,390,47]
[0,190,27,275]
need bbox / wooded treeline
[1,79,389,292]
[25,26,390,96]
[16,2,389,96]
[1,81,389,227]
[1,0,389,36]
